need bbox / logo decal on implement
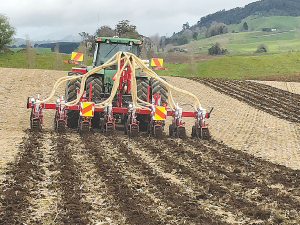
[154,106,167,120]
[80,102,95,117]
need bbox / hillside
[228,16,300,32]
[197,0,300,28]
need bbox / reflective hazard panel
[80,102,95,117]
[151,57,163,67]
[71,52,84,61]
[153,106,167,120]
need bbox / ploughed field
[0,68,300,224]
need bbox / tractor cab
[93,37,141,68]
[86,37,143,93]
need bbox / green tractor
[65,36,167,131]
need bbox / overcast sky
[1,0,256,40]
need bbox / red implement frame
[27,53,211,137]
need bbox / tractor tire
[150,77,168,103]
[137,78,149,102]
[85,75,103,102]
[65,72,81,128]
[85,75,103,128]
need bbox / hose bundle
[37,51,201,111]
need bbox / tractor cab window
[96,42,139,68]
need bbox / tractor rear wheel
[150,77,168,103]
[137,78,150,132]
[85,75,103,128]
[65,72,81,128]
[86,75,103,102]
[137,78,149,102]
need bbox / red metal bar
[71,67,87,74]
[27,102,197,118]
[89,82,92,102]
[147,86,150,103]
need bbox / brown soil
[190,77,300,123]
[0,68,299,224]
[248,73,300,82]
[251,80,300,95]
[1,130,299,224]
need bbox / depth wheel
[169,123,174,137]
[31,119,42,132]
[57,120,66,133]
[191,125,197,138]
[30,111,42,131]
[176,126,186,139]
[202,128,210,140]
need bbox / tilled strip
[48,133,91,224]
[107,135,229,224]
[82,133,164,225]
[0,131,45,224]
[136,136,300,223]
[189,77,300,123]
[69,133,127,224]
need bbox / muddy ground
[0,130,299,224]
[249,73,300,82]
[0,68,300,224]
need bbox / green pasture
[156,52,300,79]
[228,16,300,32]
[192,30,300,55]
[0,53,93,71]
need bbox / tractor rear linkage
[27,56,212,139]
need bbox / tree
[193,32,198,40]
[150,33,160,51]
[115,20,140,39]
[255,44,268,53]
[177,35,188,45]
[182,22,190,30]
[205,21,228,38]
[0,14,16,51]
[243,22,249,31]
[96,25,115,37]
[208,42,227,55]
[79,32,95,56]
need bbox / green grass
[9,47,53,53]
[156,52,300,79]
[0,53,93,71]
[191,16,300,55]
[228,16,300,32]
[34,48,52,53]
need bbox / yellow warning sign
[80,102,94,117]
[71,52,84,61]
[151,58,163,67]
[154,106,166,120]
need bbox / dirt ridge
[189,77,300,123]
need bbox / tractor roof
[96,36,141,45]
